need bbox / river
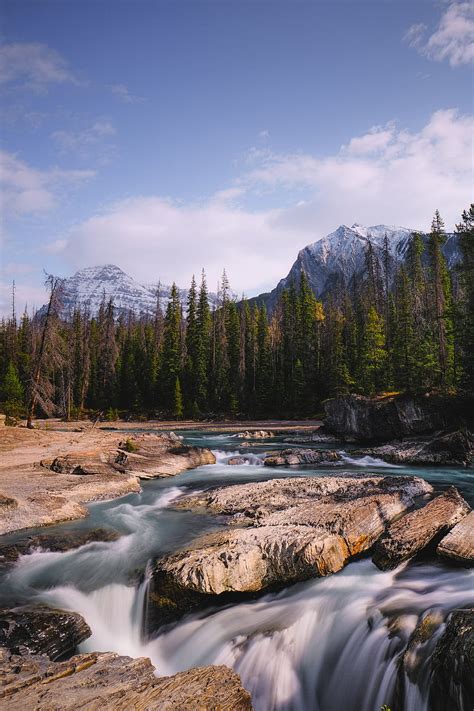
[1,430,472,711]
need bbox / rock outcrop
[372,487,471,570]
[263,449,341,466]
[283,428,339,444]
[41,434,216,481]
[147,475,432,630]
[0,606,91,660]
[437,511,474,566]
[236,430,273,439]
[0,528,120,569]
[0,648,253,710]
[323,393,473,443]
[428,609,474,711]
[353,429,473,466]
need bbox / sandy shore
[0,420,321,536]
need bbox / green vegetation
[0,207,473,422]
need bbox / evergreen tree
[160,283,182,413]
[456,204,474,390]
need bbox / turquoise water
[0,430,472,711]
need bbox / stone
[0,648,253,710]
[263,448,341,466]
[428,609,474,711]
[115,438,216,478]
[354,429,473,466]
[147,475,432,630]
[372,487,471,570]
[0,606,91,661]
[323,393,473,443]
[0,528,121,568]
[437,511,474,566]
[227,457,246,465]
[236,430,273,439]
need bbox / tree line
[0,206,473,423]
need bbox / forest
[0,206,473,424]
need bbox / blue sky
[0,0,473,313]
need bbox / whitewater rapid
[2,438,473,711]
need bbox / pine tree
[428,210,454,388]
[173,376,184,419]
[160,283,182,413]
[359,306,387,395]
[456,204,474,390]
[1,361,24,415]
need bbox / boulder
[323,393,473,443]
[437,511,474,566]
[0,648,253,710]
[147,475,432,630]
[0,528,121,568]
[115,438,216,478]
[428,609,474,711]
[263,448,341,466]
[354,429,473,466]
[373,487,471,570]
[0,605,91,660]
[236,430,273,439]
[227,456,246,465]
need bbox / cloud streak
[0,42,83,92]
[0,150,96,215]
[404,2,474,67]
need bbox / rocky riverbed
[0,411,473,710]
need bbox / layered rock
[437,511,474,566]
[353,429,473,466]
[0,528,120,569]
[323,393,473,443]
[41,434,216,481]
[373,487,471,570]
[283,428,339,444]
[147,475,432,629]
[428,609,474,711]
[0,606,91,660]
[0,648,253,710]
[114,438,216,478]
[263,448,341,466]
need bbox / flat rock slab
[263,449,341,466]
[148,475,432,629]
[354,429,473,466]
[372,487,471,570]
[0,648,253,710]
[437,511,474,566]
[0,606,91,661]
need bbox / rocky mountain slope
[45,223,460,317]
[252,223,460,310]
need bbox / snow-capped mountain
[253,223,460,310]
[49,264,195,318]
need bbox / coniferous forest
[1,207,473,424]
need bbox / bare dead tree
[26,274,64,428]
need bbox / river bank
[1,416,472,709]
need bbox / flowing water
[1,430,473,711]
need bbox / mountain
[43,264,194,318]
[251,223,461,310]
[46,224,461,318]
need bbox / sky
[0,0,473,315]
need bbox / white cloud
[109,83,145,104]
[0,42,82,92]
[0,150,96,215]
[60,108,472,295]
[0,279,48,316]
[405,2,474,66]
[51,121,116,165]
